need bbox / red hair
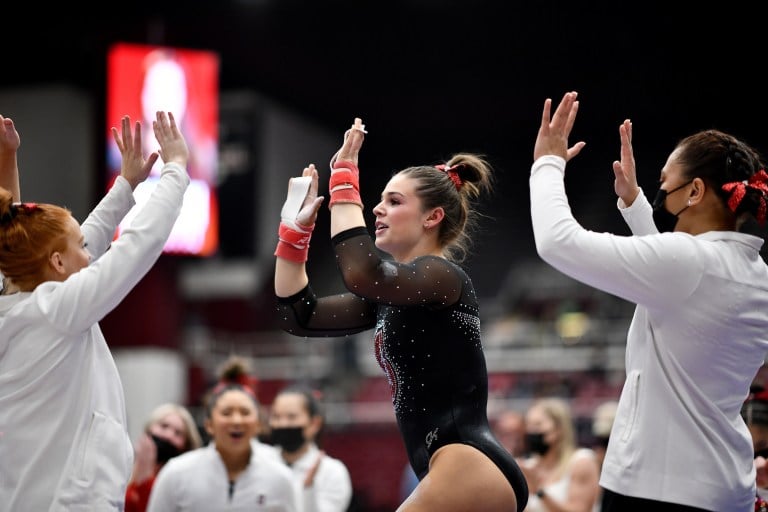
[0,187,72,291]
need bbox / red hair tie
[0,202,38,224]
[212,377,257,400]
[722,170,768,225]
[435,164,463,190]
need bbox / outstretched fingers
[539,98,553,135]
[551,91,577,133]
[334,117,366,166]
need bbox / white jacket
[147,441,297,512]
[259,442,353,512]
[530,155,768,511]
[0,163,189,511]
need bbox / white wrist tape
[280,175,312,232]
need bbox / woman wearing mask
[530,91,768,510]
[273,118,528,511]
[265,385,353,512]
[520,398,600,512]
[125,403,203,512]
[146,359,296,511]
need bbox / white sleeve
[617,189,658,236]
[79,176,135,261]
[146,459,180,512]
[529,155,702,308]
[37,162,189,332]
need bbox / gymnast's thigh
[397,444,519,512]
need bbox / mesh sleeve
[331,227,462,308]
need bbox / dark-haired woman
[264,385,352,512]
[147,358,296,511]
[531,91,768,512]
[274,118,528,511]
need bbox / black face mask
[651,180,693,233]
[151,434,182,464]
[525,432,551,456]
[269,426,306,453]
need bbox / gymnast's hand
[533,91,585,163]
[295,164,324,227]
[332,117,366,169]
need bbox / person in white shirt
[519,397,600,512]
[530,91,768,511]
[147,357,297,512]
[125,402,204,512]
[263,385,353,512]
[0,111,190,511]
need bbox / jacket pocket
[620,370,640,442]
[76,410,131,489]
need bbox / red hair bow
[435,164,463,190]
[722,169,768,225]
[212,374,258,399]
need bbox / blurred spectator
[146,357,296,511]
[591,400,618,471]
[741,384,768,507]
[590,400,617,512]
[263,384,353,512]
[520,397,600,512]
[493,409,528,458]
[125,403,203,512]
[399,464,419,504]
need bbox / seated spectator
[264,384,353,512]
[520,397,600,512]
[146,357,296,511]
[125,403,203,512]
[493,408,527,458]
[590,400,617,512]
[742,385,768,509]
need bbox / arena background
[4,2,766,509]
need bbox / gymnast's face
[372,174,433,262]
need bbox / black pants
[601,488,710,512]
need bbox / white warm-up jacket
[530,155,768,511]
[0,162,188,511]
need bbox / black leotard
[276,227,528,511]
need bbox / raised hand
[295,164,324,228]
[152,111,189,167]
[0,115,20,155]
[612,119,641,206]
[303,450,325,488]
[331,117,366,169]
[111,115,158,190]
[131,432,159,484]
[0,114,21,201]
[533,91,585,163]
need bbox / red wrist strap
[275,221,314,263]
[329,162,362,209]
[278,222,313,246]
[331,160,360,176]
